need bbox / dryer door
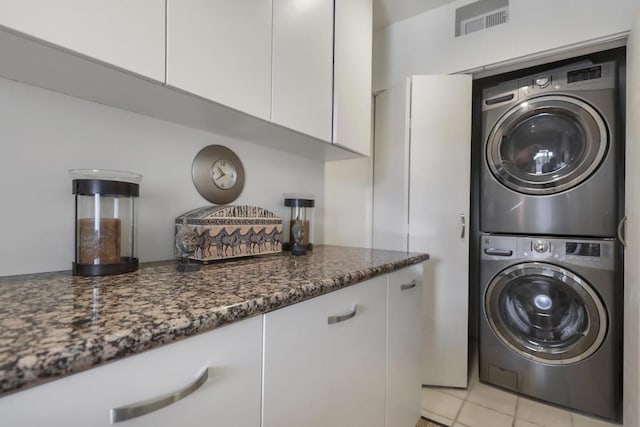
[486,94,608,195]
[485,262,607,364]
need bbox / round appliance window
[485,262,607,365]
[486,95,608,195]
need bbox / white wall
[323,157,373,248]
[0,78,324,276]
[624,8,640,427]
[325,0,639,252]
[373,0,638,91]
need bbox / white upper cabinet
[0,0,165,82]
[0,0,373,160]
[272,0,334,142]
[333,0,373,156]
[166,0,272,121]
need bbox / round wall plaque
[192,145,245,204]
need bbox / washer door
[485,262,607,364]
[486,94,608,195]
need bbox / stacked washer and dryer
[478,60,623,421]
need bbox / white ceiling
[373,0,459,30]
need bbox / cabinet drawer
[263,277,387,427]
[0,316,263,426]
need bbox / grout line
[450,381,470,425]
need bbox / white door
[409,75,472,387]
[623,8,640,427]
[373,75,472,387]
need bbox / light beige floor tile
[466,381,517,415]
[514,419,540,427]
[453,423,470,427]
[421,409,453,426]
[516,397,572,427]
[572,413,620,427]
[421,388,464,420]
[456,401,513,427]
[437,386,469,400]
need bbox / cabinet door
[0,317,263,426]
[272,0,334,141]
[0,0,165,82]
[387,263,424,427]
[332,0,373,155]
[409,75,472,387]
[263,278,387,427]
[166,0,272,121]
[626,12,640,427]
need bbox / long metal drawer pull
[401,280,417,290]
[460,214,466,239]
[110,366,211,423]
[328,304,358,325]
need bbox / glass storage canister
[283,193,314,254]
[70,169,142,276]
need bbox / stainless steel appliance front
[479,234,621,421]
[480,61,620,237]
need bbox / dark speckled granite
[0,245,428,397]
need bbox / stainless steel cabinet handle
[618,216,627,247]
[110,366,211,423]
[460,214,465,239]
[401,280,417,290]
[328,304,358,325]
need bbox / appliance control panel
[482,60,616,112]
[518,61,615,97]
[480,234,616,269]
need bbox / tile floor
[421,357,620,427]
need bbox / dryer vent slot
[456,0,509,37]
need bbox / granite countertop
[0,245,428,397]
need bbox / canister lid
[284,193,315,207]
[70,169,141,196]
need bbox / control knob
[535,76,550,88]
[533,241,549,253]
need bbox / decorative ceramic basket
[174,205,283,262]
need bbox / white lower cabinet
[262,277,387,427]
[0,316,263,427]
[0,267,425,427]
[387,263,424,427]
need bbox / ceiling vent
[455,0,509,37]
